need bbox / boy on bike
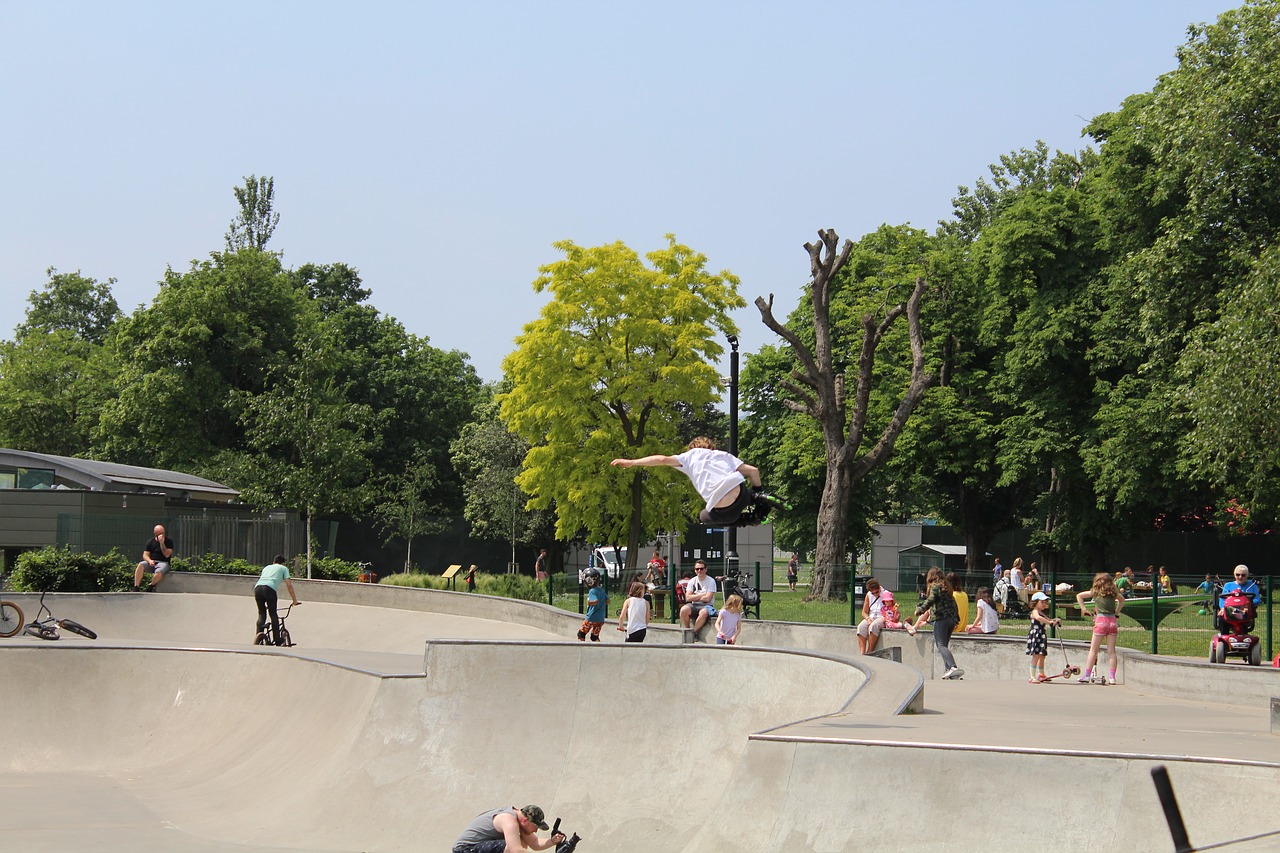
[255,555,301,645]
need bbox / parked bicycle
[253,602,297,647]
[0,598,24,638]
[23,592,97,641]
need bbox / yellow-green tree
[500,236,743,564]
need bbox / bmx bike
[0,598,25,638]
[254,602,297,647]
[23,591,97,641]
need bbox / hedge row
[7,547,364,592]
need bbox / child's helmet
[583,568,602,588]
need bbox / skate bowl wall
[0,640,868,852]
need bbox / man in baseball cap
[451,803,563,852]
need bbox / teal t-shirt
[256,563,289,590]
[586,587,608,622]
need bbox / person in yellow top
[947,572,969,630]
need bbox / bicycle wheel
[57,619,97,640]
[25,623,59,641]
[253,631,268,645]
[278,628,293,647]
[0,600,25,638]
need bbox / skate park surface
[0,576,1276,852]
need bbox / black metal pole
[1150,766,1194,853]
[727,335,739,564]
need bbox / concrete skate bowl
[2,590,1277,853]
[0,607,876,852]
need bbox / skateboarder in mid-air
[611,437,779,527]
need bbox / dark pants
[933,616,958,670]
[255,585,280,644]
[625,628,647,643]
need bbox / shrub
[10,547,134,592]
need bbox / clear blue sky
[1,0,1231,382]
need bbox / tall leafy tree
[1177,245,1280,527]
[755,229,935,599]
[233,326,374,577]
[94,248,303,468]
[226,175,280,252]
[16,267,121,344]
[452,390,558,565]
[501,236,743,564]
[0,269,121,454]
[1087,0,1280,532]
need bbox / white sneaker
[1106,676,1116,685]
[942,667,964,680]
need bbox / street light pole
[727,334,739,568]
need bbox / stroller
[1209,586,1261,665]
[718,569,761,619]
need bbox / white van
[581,546,626,582]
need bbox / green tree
[16,267,121,344]
[1087,0,1280,531]
[1178,244,1280,526]
[501,236,743,564]
[452,390,557,565]
[226,174,280,252]
[0,269,121,454]
[94,248,303,468]
[234,327,374,577]
[755,229,935,599]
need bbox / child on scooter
[1076,572,1124,684]
[1026,592,1061,683]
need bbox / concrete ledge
[1273,697,1279,735]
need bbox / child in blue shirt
[577,570,610,642]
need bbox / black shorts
[699,486,752,525]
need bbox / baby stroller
[1209,587,1261,665]
[718,569,761,619]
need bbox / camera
[551,818,581,853]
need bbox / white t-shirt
[686,573,717,602]
[976,598,999,633]
[865,591,885,619]
[1011,567,1024,590]
[717,609,742,640]
[674,448,746,513]
[624,596,649,635]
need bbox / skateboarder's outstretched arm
[611,455,681,469]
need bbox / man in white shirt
[678,560,718,636]
[611,437,762,526]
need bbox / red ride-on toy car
[1209,587,1262,666]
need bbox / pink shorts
[1092,614,1118,636]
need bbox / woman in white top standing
[618,581,649,643]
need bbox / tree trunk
[810,461,852,599]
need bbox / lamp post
[727,334,739,569]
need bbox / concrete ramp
[0,634,868,851]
